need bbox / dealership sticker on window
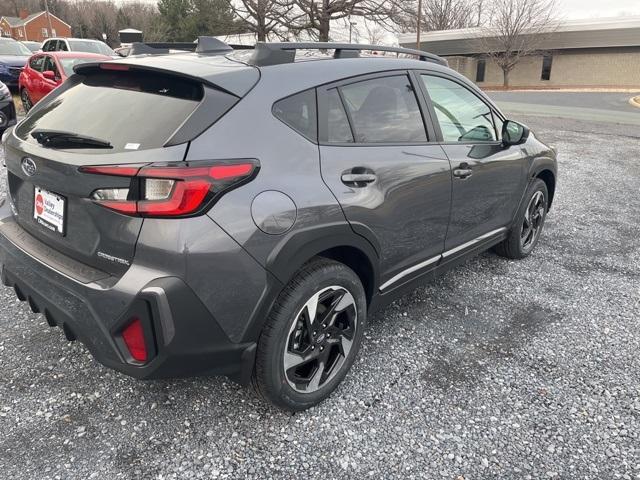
[124,143,141,150]
[33,187,66,235]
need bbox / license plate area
[33,187,66,236]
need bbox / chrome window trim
[379,227,507,292]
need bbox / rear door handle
[341,172,377,187]
[453,163,473,179]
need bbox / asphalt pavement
[489,91,640,126]
[1,97,639,479]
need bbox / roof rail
[247,42,447,67]
[128,37,254,56]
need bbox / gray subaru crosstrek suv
[0,39,557,411]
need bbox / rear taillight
[79,160,259,217]
[121,317,147,362]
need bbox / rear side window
[326,89,353,143]
[273,89,317,142]
[339,75,427,143]
[16,70,204,153]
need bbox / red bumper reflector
[121,318,148,362]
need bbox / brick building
[399,17,640,89]
[0,9,71,43]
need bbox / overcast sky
[559,0,640,18]
[125,0,640,20]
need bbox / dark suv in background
[0,39,557,411]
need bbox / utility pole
[416,0,422,50]
[348,19,357,43]
[44,0,54,38]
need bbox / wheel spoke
[318,290,345,327]
[340,335,354,358]
[304,292,320,326]
[284,350,308,371]
[307,361,325,391]
[524,228,534,245]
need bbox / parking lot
[1,98,639,479]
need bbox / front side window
[29,55,45,71]
[339,75,427,143]
[422,75,497,143]
[273,89,317,142]
[42,56,58,76]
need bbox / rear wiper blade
[31,130,113,149]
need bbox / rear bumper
[0,203,257,383]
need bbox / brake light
[79,160,259,217]
[121,317,147,362]
[100,63,130,71]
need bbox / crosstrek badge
[33,187,66,235]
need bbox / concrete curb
[629,96,640,109]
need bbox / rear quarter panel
[187,66,352,281]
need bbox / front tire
[495,178,549,259]
[252,258,367,411]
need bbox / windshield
[22,42,41,52]
[16,70,203,153]
[59,57,100,76]
[0,41,31,56]
[67,40,115,56]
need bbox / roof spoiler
[247,42,448,67]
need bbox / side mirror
[502,120,529,146]
[42,70,57,81]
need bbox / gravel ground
[1,115,639,480]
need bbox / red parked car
[19,51,111,112]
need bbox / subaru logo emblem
[21,157,36,177]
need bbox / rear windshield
[16,70,203,153]
[68,40,115,56]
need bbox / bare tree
[422,0,476,30]
[278,0,410,42]
[481,0,557,88]
[398,0,476,35]
[226,0,293,41]
[361,19,386,44]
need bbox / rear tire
[494,178,548,259]
[252,258,367,411]
[20,89,32,113]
